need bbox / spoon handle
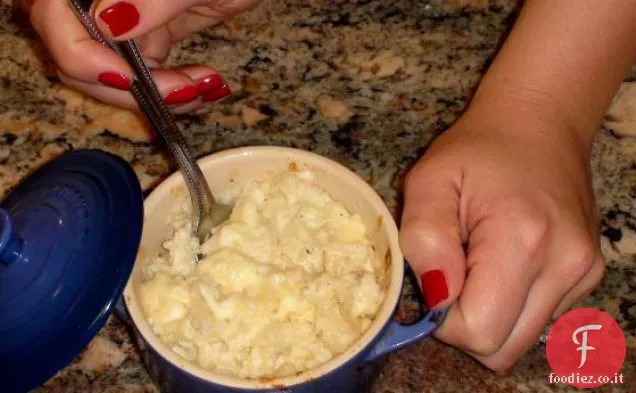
[67,0,216,236]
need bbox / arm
[471,0,636,149]
[400,0,636,372]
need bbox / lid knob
[0,209,25,266]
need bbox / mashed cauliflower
[139,169,387,379]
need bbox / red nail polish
[201,84,232,103]
[420,270,448,309]
[196,74,226,95]
[98,72,131,90]
[164,85,199,105]
[99,2,140,37]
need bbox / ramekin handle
[114,295,133,326]
[363,263,447,362]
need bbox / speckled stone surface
[0,0,634,392]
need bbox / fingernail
[164,85,199,105]
[195,74,227,94]
[98,72,131,90]
[99,2,140,37]
[420,269,448,309]
[201,84,232,103]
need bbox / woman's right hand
[17,0,261,111]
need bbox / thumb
[92,0,202,39]
[399,158,466,310]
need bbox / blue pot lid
[0,149,143,393]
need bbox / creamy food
[139,169,387,379]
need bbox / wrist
[464,84,598,156]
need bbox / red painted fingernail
[195,74,226,95]
[98,72,131,90]
[420,269,448,309]
[164,85,199,105]
[201,84,232,103]
[98,2,140,37]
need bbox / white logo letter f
[572,324,602,368]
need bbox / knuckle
[401,222,437,245]
[28,0,46,34]
[513,208,550,258]
[403,154,448,189]
[55,69,77,87]
[28,1,86,81]
[399,222,457,256]
[404,161,427,188]
[480,355,517,373]
[469,336,503,357]
[589,257,606,282]
[559,237,601,283]
[28,0,54,34]
[461,316,506,356]
[582,256,606,290]
[55,58,83,80]
[19,0,38,12]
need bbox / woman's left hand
[399,103,605,371]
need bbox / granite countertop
[0,0,634,392]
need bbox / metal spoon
[67,0,232,242]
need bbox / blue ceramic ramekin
[119,146,445,393]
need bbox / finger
[469,275,562,372]
[137,27,173,65]
[93,0,262,40]
[170,100,207,114]
[58,65,228,110]
[92,0,199,39]
[434,203,548,356]
[173,64,233,104]
[470,251,603,371]
[553,256,605,318]
[60,71,203,114]
[7,0,34,13]
[166,10,226,42]
[399,155,466,310]
[30,0,133,89]
[159,65,233,112]
[57,71,138,110]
